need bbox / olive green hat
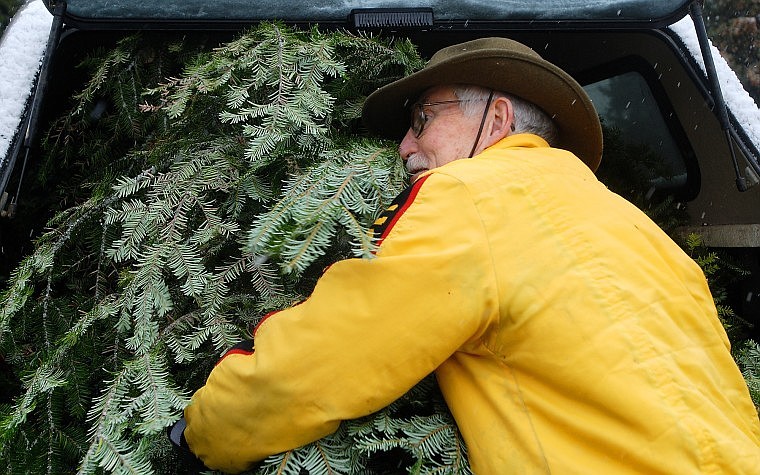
[362,37,603,171]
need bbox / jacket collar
[486,133,550,153]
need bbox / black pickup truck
[0,1,758,473]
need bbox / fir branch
[256,434,353,475]
[246,142,404,275]
[0,363,68,438]
[126,352,189,435]
[161,310,206,364]
[79,370,152,474]
[734,339,760,410]
[77,360,180,475]
[73,41,136,117]
[0,188,124,342]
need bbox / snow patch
[669,16,760,147]
[0,0,53,168]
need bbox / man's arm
[183,173,498,473]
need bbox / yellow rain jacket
[184,134,760,474]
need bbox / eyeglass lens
[411,105,426,137]
[409,99,482,138]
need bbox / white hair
[453,85,558,146]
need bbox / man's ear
[481,96,513,149]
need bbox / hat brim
[362,44,602,171]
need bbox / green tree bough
[0,23,756,475]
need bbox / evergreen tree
[0,24,469,474]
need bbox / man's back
[423,134,760,473]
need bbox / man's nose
[398,129,417,160]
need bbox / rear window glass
[585,71,692,195]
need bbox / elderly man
[181,38,760,473]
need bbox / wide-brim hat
[362,37,603,171]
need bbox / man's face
[398,85,486,182]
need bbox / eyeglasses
[409,99,487,138]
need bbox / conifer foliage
[0,23,472,474]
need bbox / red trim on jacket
[216,340,255,366]
[253,310,280,335]
[374,174,430,247]
[215,348,254,366]
[251,298,308,336]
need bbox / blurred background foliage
[705,0,760,105]
[0,0,22,33]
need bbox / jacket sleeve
[183,173,499,473]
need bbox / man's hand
[168,417,209,474]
